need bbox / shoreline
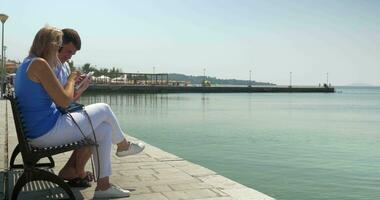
[86,84,335,93]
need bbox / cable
[67,109,100,182]
[84,110,101,182]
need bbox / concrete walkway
[0,99,274,200]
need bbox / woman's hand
[68,71,80,84]
[73,74,91,100]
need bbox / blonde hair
[29,26,63,59]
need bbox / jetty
[81,72,335,93]
[87,84,335,93]
[0,99,275,199]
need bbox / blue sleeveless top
[14,58,61,139]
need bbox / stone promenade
[0,99,274,200]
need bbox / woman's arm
[27,58,78,108]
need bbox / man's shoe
[94,184,130,199]
[116,142,145,157]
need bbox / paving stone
[195,197,234,200]
[112,174,159,183]
[113,154,157,163]
[122,177,202,188]
[127,192,170,200]
[118,168,156,176]
[167,160,196,168]
[112,163,140,171]
[154,167,183,174]
[128,186,152,195]
[150,185,173,192]
[170,182,214,191]
[112,160,140,167]
[176,163,217,177]
[143,145,182,161]
[162,189,220,200]
[137,174,160,181]
[199,175,245,189]
[139,162,174,169]
[154,171,195,181]
[209,188,230,197]
[222,188,275,200]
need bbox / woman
[15,26,144,198]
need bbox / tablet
[75,71,94,90]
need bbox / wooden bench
[5,94,96,200]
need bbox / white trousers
[30,103,125,178]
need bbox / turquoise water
[80,87,380,200]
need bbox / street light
[289,72,292,87]
[152,66,155,85]
[1,13,9,98]
[203,68,206,81]
[249,70,252,87]
[202,68,206,87]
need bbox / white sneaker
[116,142,145,157]
[94,184,130,199]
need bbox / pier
[0,99,275,199]
[87,84,335,93]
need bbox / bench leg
[35,156,55,168]
[10,145,56,169]
[11,168,76,200]
[10,144,21,169]
[48,156,55,167]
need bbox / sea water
[80,87,380,200]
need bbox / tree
[108,67,123,78]
[79,64,123,78]
[67,60,76,72]
[81,63,92,73]
[97,68,109,77]
[81,63,99,74]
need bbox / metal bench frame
[5,94,96,200]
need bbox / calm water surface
[80,87,380,200]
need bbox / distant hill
[168,73,275,86]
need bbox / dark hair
[61,28,81,50]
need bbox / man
[55,28,88,98]
[55,29,145,187]
[55,28,94,187]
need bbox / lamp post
[153,66,155,85]
[1,13,8,98]
[249,70,252,87]
[200,68,206,87]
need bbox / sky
[1,0,380,86]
